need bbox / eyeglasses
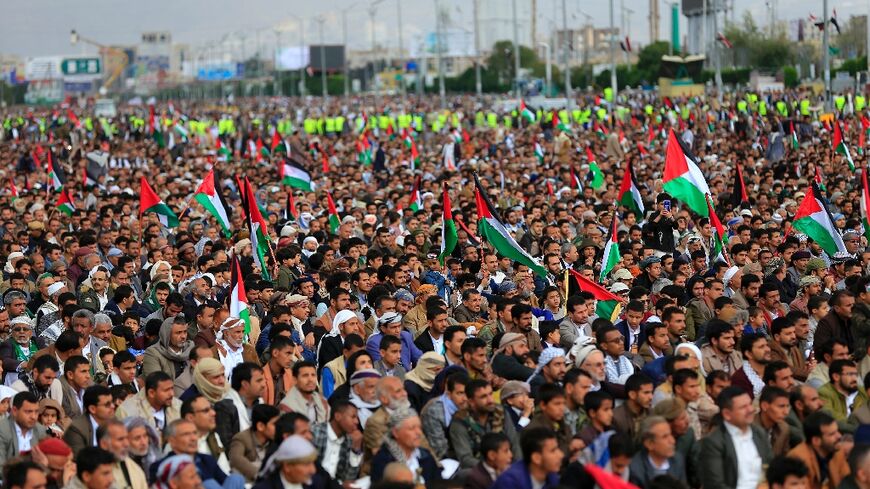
[11,327,29,333]
[606,335,625,344]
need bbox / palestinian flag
[793,182,847,256]
[55,189,75,216]
[862,167,870,241]
[216,138,232,161]
[8,178,17,202]
[617,159,644,217]
[194,170,232,237]
[790,121,799,150]
[860,116,870,153]
[568,269,623,322]
[438,183,458,266]
[833,121,855,172]
[474,174,547,277]
[706,195,731,265]
[729,163,750,210]
[280,159,315,191]
[585,148,604,189]
[46,150,65,192]
[229,255,251,337]
[270,129,289,154]
[534,140,545,163]
[520,100,536,123]
[402,129,420,169]
[285,191,299,221]
[241,177,272,280]
[553,111,570,132]
[599,208,620,282]
[139,177,179,228]
[814,165,827,193]
[663,129,711,217]
[571,167,583,192]
[327,192,341,234]
[404,175,422,212]
[356,136,373,165]
[67,109,81,129]
[452,128,462,144]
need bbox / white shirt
[279,473,304,489]
[724,421,763,489]
[406,448,423,483]
[152,406,166,431]
[627,325,641,349]
[198,434,231,473]
[847,391,860,417]
[430,333,444,355]
[321,424,343,478]
[90,415,99,446]
[14,422,33,452]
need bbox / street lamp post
[316,16,327,104]
[609,0,617,117]
[342,4,357,98]
[435,0,446,107]
[473,0,482,97]
[512,0,521,99]
[290,16,306,97]
[396,0,406,101]
[822,0,831,108]
[369,0,385,108]
[540,42,551,97]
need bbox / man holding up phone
[642,193,679,256]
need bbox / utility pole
[512,0,521,99]
[822,0,830,108]
[342,4,356,98]
[713,0,722,100]
[623,6,634,64]
[290,16,306,97]
[562,0,571,101]
[369,0,385,108]
[540,42,551,96]
[316,16,327,104]
[273,29,282,96]
[473,0,482,97]
[435,0,446,107]
[397,0,406,101]
[609,0,617,116]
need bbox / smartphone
[663,200,671,211]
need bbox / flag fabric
[216,137,232,161]
[833,122,856,171]
[568,269,623,322]
[402,129,420,169]
[814,165,827,192]
[443,143,457,171]
[326,192,341,234]
[599,208,620,282]
[321,152,330,173]
[585,148,604,189]
[663,129,711,217]
[280,159,315,191]
[241,177,272,280]
[46,150,66,192]
[571,167,583,192]
[8,178,18,202]
[285,191,299,221]
[474,174,547,277]
[729,164,750,209]
[717,32,733,48]
[404,175,423,212]
[55,189,75,216]
[438,183,458,266]
[194,170,232,237]
[862,167,870,241]
[67,109,81,129]
[706,195,731,265]
[617,159,645,217]
[553,111,570,132]
[139,177,179,228]
[793,182,847,256]
[229,255,252,337]
[534,140,545,163]
[861,116,870,153]
[790,121,799,150]
[356,136,373,165]
[583,463,639,489]
[520,100,536,123]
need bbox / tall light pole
[512,0,521,99]
[473,0,482,97]
[396,0,406,101]
[316,15,327,103]
[539,42,551,96]
[273,28,282,96]
[290,16,306,97]
[822,0,830,108]
[342,4,357,98]
[435,0,446,106]
[369,0,385,107]
[609,0,617,117]
[562,0,571,100]
[713,0,722,100]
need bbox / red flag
[584,463,640,489]
[546,180,554,198]
[67,109,81,129]
[270,129,280,151]
[717,32,733,49]
[637,142,648,156]
[321,152,330,173]
[647,124,656,144]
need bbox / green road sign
[61,58,101,76]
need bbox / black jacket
[370,445,441,483]
[642,211,678,253]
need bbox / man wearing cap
[843,230,862,256]
[643,193,678,256]
[528,348,568,397]
[790,276,823,315]
[252,435,323,489]
[788,250,813,285]
[635,257,663,291]
[0,315,39,378]
[349,369,382,428]
[492,333,535,382]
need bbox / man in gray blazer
[0,391,48,465]
[700,386,774,489]
[70,310,108,375]
[59,355,92,420]
[559,296,592,350]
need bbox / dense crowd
[0,88,868,489]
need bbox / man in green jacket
[819,359,868,422]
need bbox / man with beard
[819,359,868,421]
[528,347,568,397]
[421,372,469,459]
[98,419,148,489]
[701,320,743,376]
[492,333,535,381]
[12,355,61,402]
[787,411,844,489]
[612,373,654,441]
[361,376,413,476]
[510,303,542,353]
[768,317,813,382]
[280,361,329,424]
[213,317,259,380]
[0,392,49,465]
[115,372,182,434]
[733,274,761,312]
[731,333,772,400]
[449,379,522,469]
[347,369,381,428]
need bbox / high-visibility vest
[316,118,325,134]
[835,96,846,111]
[504,115,513,129]
[413,115,423,131]
[776,100,788,116]
[303,118,317,134]
[800,99,810,116]
[737,100,748,113]
[857,96,866,112]
[644,104,653,115]
[325,118,336,133]
[335,116,345,133]
[758,101,767,116]
[487,113,498,128]
[475,111,485,127]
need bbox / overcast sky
[1,0,867,59]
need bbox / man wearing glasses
[597,325,635,385]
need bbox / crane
[70,29,130,94]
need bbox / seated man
[151,418,245,489]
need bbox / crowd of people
[0,88,868,489]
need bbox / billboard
[409,29,475,59]
[197,63,244,81]
[275,47,310,71]
[308,45,345,72]
[25,56,63,81]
